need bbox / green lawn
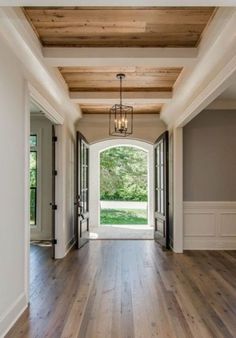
[100,208,148,225]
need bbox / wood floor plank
[6,241,236,338]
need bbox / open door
[75,132,90,248]
[51,125,57,259]
[154,131,169,249]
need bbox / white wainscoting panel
[184,202,236,250]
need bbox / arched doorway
[89,139,154,239]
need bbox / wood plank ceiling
[59,66,182,92]
[24,7,216,48]
[23,6,216,115]
[60,66,181,114]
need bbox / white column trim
[173,127,183,253]
[24,81,30,305]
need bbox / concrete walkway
[89,226,154,240]
[100,200,147,210]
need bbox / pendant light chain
[120,75,122,106]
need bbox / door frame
[89,139,154,229]
[75,131,90,248]
[24,83,65,302]
[29,92,63,258]
[154,131,169,249]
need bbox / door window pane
[30,135,37,147]
[30,136,37,225]
[80,141,89,213]
[30,151,37,170]
[30,188,37,225]
[30,169,37,187]
[156,140,165,216]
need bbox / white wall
[89,139,154,228]
[30,115,52,241]
[0,36,76,336]
[77,114,166,144]
[0,37,28,337]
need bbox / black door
[51,125,57,259]
[75,132,90,249]
[154,131,169,249]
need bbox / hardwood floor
[6,241,236,338]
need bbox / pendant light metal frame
[109,73,133,137]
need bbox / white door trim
[173,127,184,253]
[29,84,64,125]
[24,82,65,303]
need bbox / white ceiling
[30,101,45,115]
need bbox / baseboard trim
[0,292,27,338]
[65,237,76,256]
[184,238,236,250]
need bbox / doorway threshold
[89,225,153,240]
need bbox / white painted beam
[176,51,236,127]
[70,91,172,104]
[0,7,80,121]
[162,8,236,128]
[44,47,197,68]
[1,0,236,6]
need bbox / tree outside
[100,146,148,225]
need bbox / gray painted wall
[183,109,236,201]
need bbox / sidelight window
[30,135,37,225]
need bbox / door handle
[74,202,83,209]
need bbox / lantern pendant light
[109,73,133,137]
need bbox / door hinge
[52,239,57,245]
[52,136,58,142]
[50,204,58,210]
[53,170,58,176]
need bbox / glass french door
[154,131,169,249]
[51,125,57,258]
[75,132,90,248]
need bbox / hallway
[6,241,236,338]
